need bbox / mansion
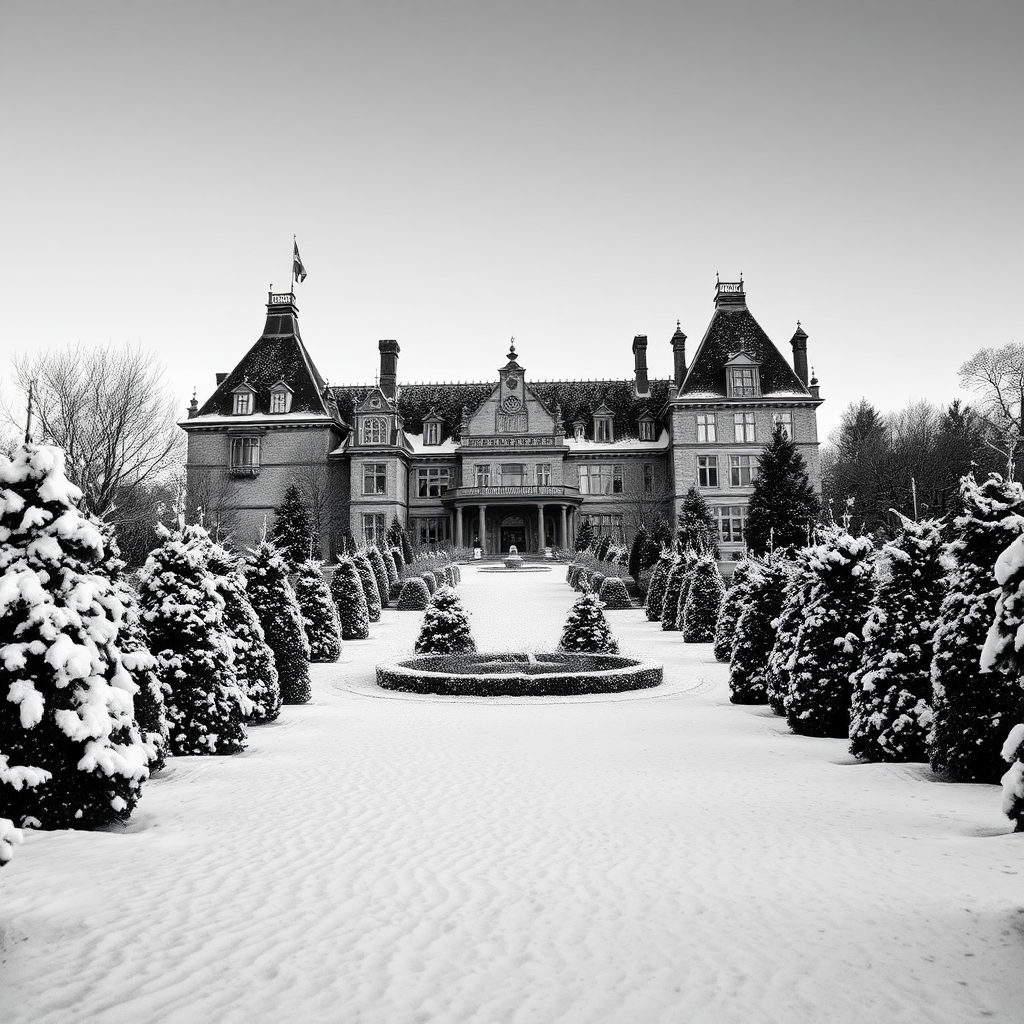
[181,279,823,566]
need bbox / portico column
[536,502,545,551]
[456,507,463,548]
[478,505,486,553]
[560,505,568,549]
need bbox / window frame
[535,463,551,486]
[424,421,441,446]
[362,462,387,495]
[729,454,759,487]
[417,467,451,498]
[716,504,747,544]
[697,455,719,488]
[772,411,793,439]
[733,412,756,443]
[232,391,253,416]
[696,413,717,443]
[361,416,389,445]
[474,464,491,487]
[594,416,614,442]
[729,367,758,398]
[362,513,386,546]
[229,435,260,474]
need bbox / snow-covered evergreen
[849,518,946,762]
[644,555,673,622]
[0,444,150,828]
[293,560,342,663]
[728,560,781,704]
[353,552,382,622]
[764,552,816,716]
[785,530,876,738]
[676,486,719,558]
[245,540,311,704]
[682,556,725,643]
[366,546,391,610]
[598,576,632,609]
[331,558,371,637]
[558,590,619,654]
[139,523,248,757]
[660,559,687,632]
[931,474,1024,782]
[673,551,700,631]
[714,559,758,662]
[391,546,406,579]
[270,482,317,567]
[414,586,476,655]
[382,547,399,594]
[0,812,22,867]
[998,724,1024,832]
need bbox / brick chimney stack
[632,335,649,395]
[671,321,687,388]
[379,339,400,399]
[790,322,809,386]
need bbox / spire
[671,320,687,387]
[790,320,809,385]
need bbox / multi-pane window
[417,467,451,497]
[582,514,624,544]
[772,411,793,439]
[578,464,623,494]
[730,367,758,397]
[535,463,551,486]
[362,416,388,444]
[233,391,253,415]
[475,464,491,487]
[499,463,526,486]
[729,455,759,487]
[229,436,259,472]
[415,516,451,546]
[362,513,386,546]
[363,463,387,494]
[639,419,656,441]
[734,412,756,443]
[696,413,717,442]
[595,416,614,442]
[643,464,654,493]
[269,390,290,414]
[424,421,441,445]
[716,505,747,544]
[697,455,719,488]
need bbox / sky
[1,0,1021,444]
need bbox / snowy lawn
[2,563,1023,1024]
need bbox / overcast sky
[2,0,1020,443]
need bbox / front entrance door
[499,514,528,553]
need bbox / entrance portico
[442,485,582,554]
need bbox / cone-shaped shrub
[591,571,606,595]
[849,518,946,762]
[270,482,316,567]
[575,568,592,592]
[245,541,311,704]
[452,564,462,585]
[415,586,476,655]
[931,474,1024,782]
[367,547,390,609]
[999,725,1024,832]
[674,551,700,631]
[140,523,248,757]
[353,552,382,622]
[421,570,438,596]
[682,556,726,642]
[644,556,673,621]
[558,590,619,654]
[391,546,405,577]
[397,576,430,611]
[1,444,151,828]
[785,531,876,738]
[660,560,687,631]
[729,559,789,705]
[765,554,815,715]
[714,559,758,662]
[331,558,370,638]
[598,577,632,609]
[207,546,279,724]
[382,548,399,591]
[294,560,342,663]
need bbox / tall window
[729,454,759,486]
[535,463,551,486]
[578,464,623,494]
[772,411,793,439]
[269,389,290,414]
[475,464,491,487]
[363,463,387,494]
[499,464,526,486]
[415,516,451,546]
[734,412,756,443]
[229,436,260,473]
[696,413,717,442]
[362,417,388,444]
[594,416,614,442]
[362,513,386,546]
[730,368,758,397]
[417,467,451,497]
[643,464,654,493]
[638,419,656,441]
[582,514,624,544]
[233,391,253,415]
[697,455,719,488]
[716,505,747,544]
[424,421,441,445]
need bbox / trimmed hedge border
[376,652,663,696]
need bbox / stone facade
[180,280,823,566]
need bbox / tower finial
[508,337,517,361]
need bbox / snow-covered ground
[2,564,1022,1023]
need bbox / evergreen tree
[785,530,876,738]
[682,556,726,643]
[207,545,280,724]
[849,518,946,762]
[628,526,648,582]
[644,555,673,622]
[293,560,342,663]
[399,523,414,564]
[421,569,438,596]
[676,486,720,558]
[673,550,700,630]
[397,576,431,611]
[998,725,1024,832]
[245,541,311,704]
[140,523,248,757]
[387,515,404,549]
[598,577,632,609]
[574,518,596,552]
[366,546,391,610]
[764,552,816,715]
[270,482,317,567]
[558,590,619,654]
[0,444,151,828]
[713,559,758,662]
[391,545,406,578]
[382,547,399,590]
[353,552,382,622]
[930,474,1024,782]
[660,559,687,631]
[745,422,819,555]
[728,561,774,704]
[331,558,370,637]
[415,586,476,655]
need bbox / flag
[293,241,307,283]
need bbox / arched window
[361,416,388,444]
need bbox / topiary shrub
[353,552,382,622]
[598,576,632,610]
[729,559,788,705]
[574,568,592,593]
[366,547,391,610]
[245,541,311,705]
[270,482,317,568]
[331,558,370,639]
[682,556,726,643]
[591,571,606,595]
[398,577,430,611]
[415,586,476,654]
[391,546,406,577]
[294,560,343,663]
[421,570,438,595]
[644,557,673,621]
[714,559,758,662]
[559,590,620,653]
[674,552,700,631]
[765,553,815,715]
[660,560,687,631]
[452,564,462,585]
[382,548,399,592]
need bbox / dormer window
[361,416,388,444]
[638,416,656,441]
[269,382,293,415]
[729,367,758,397]
[232,383,255,415]
[593,408,614,442]
[572,419,586,441]
[425,421,441,445]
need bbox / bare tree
[10,343,185,516]
[959,343,1024,479]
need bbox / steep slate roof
[680,307,809,398]
[198,301,331,417]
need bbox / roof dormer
[355,387,397,446]
[637,410,657,441]
[269,380,294,415]
[423,407,444,446]
[593,403,614,442]
[232,381,256,415]
[724,352,761,399]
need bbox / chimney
[632,335,649,395]
[216,372,228,385]
[379,339,400,400]
[671,321,687,388]
[790,322,809,386]
[714,276,747,310]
